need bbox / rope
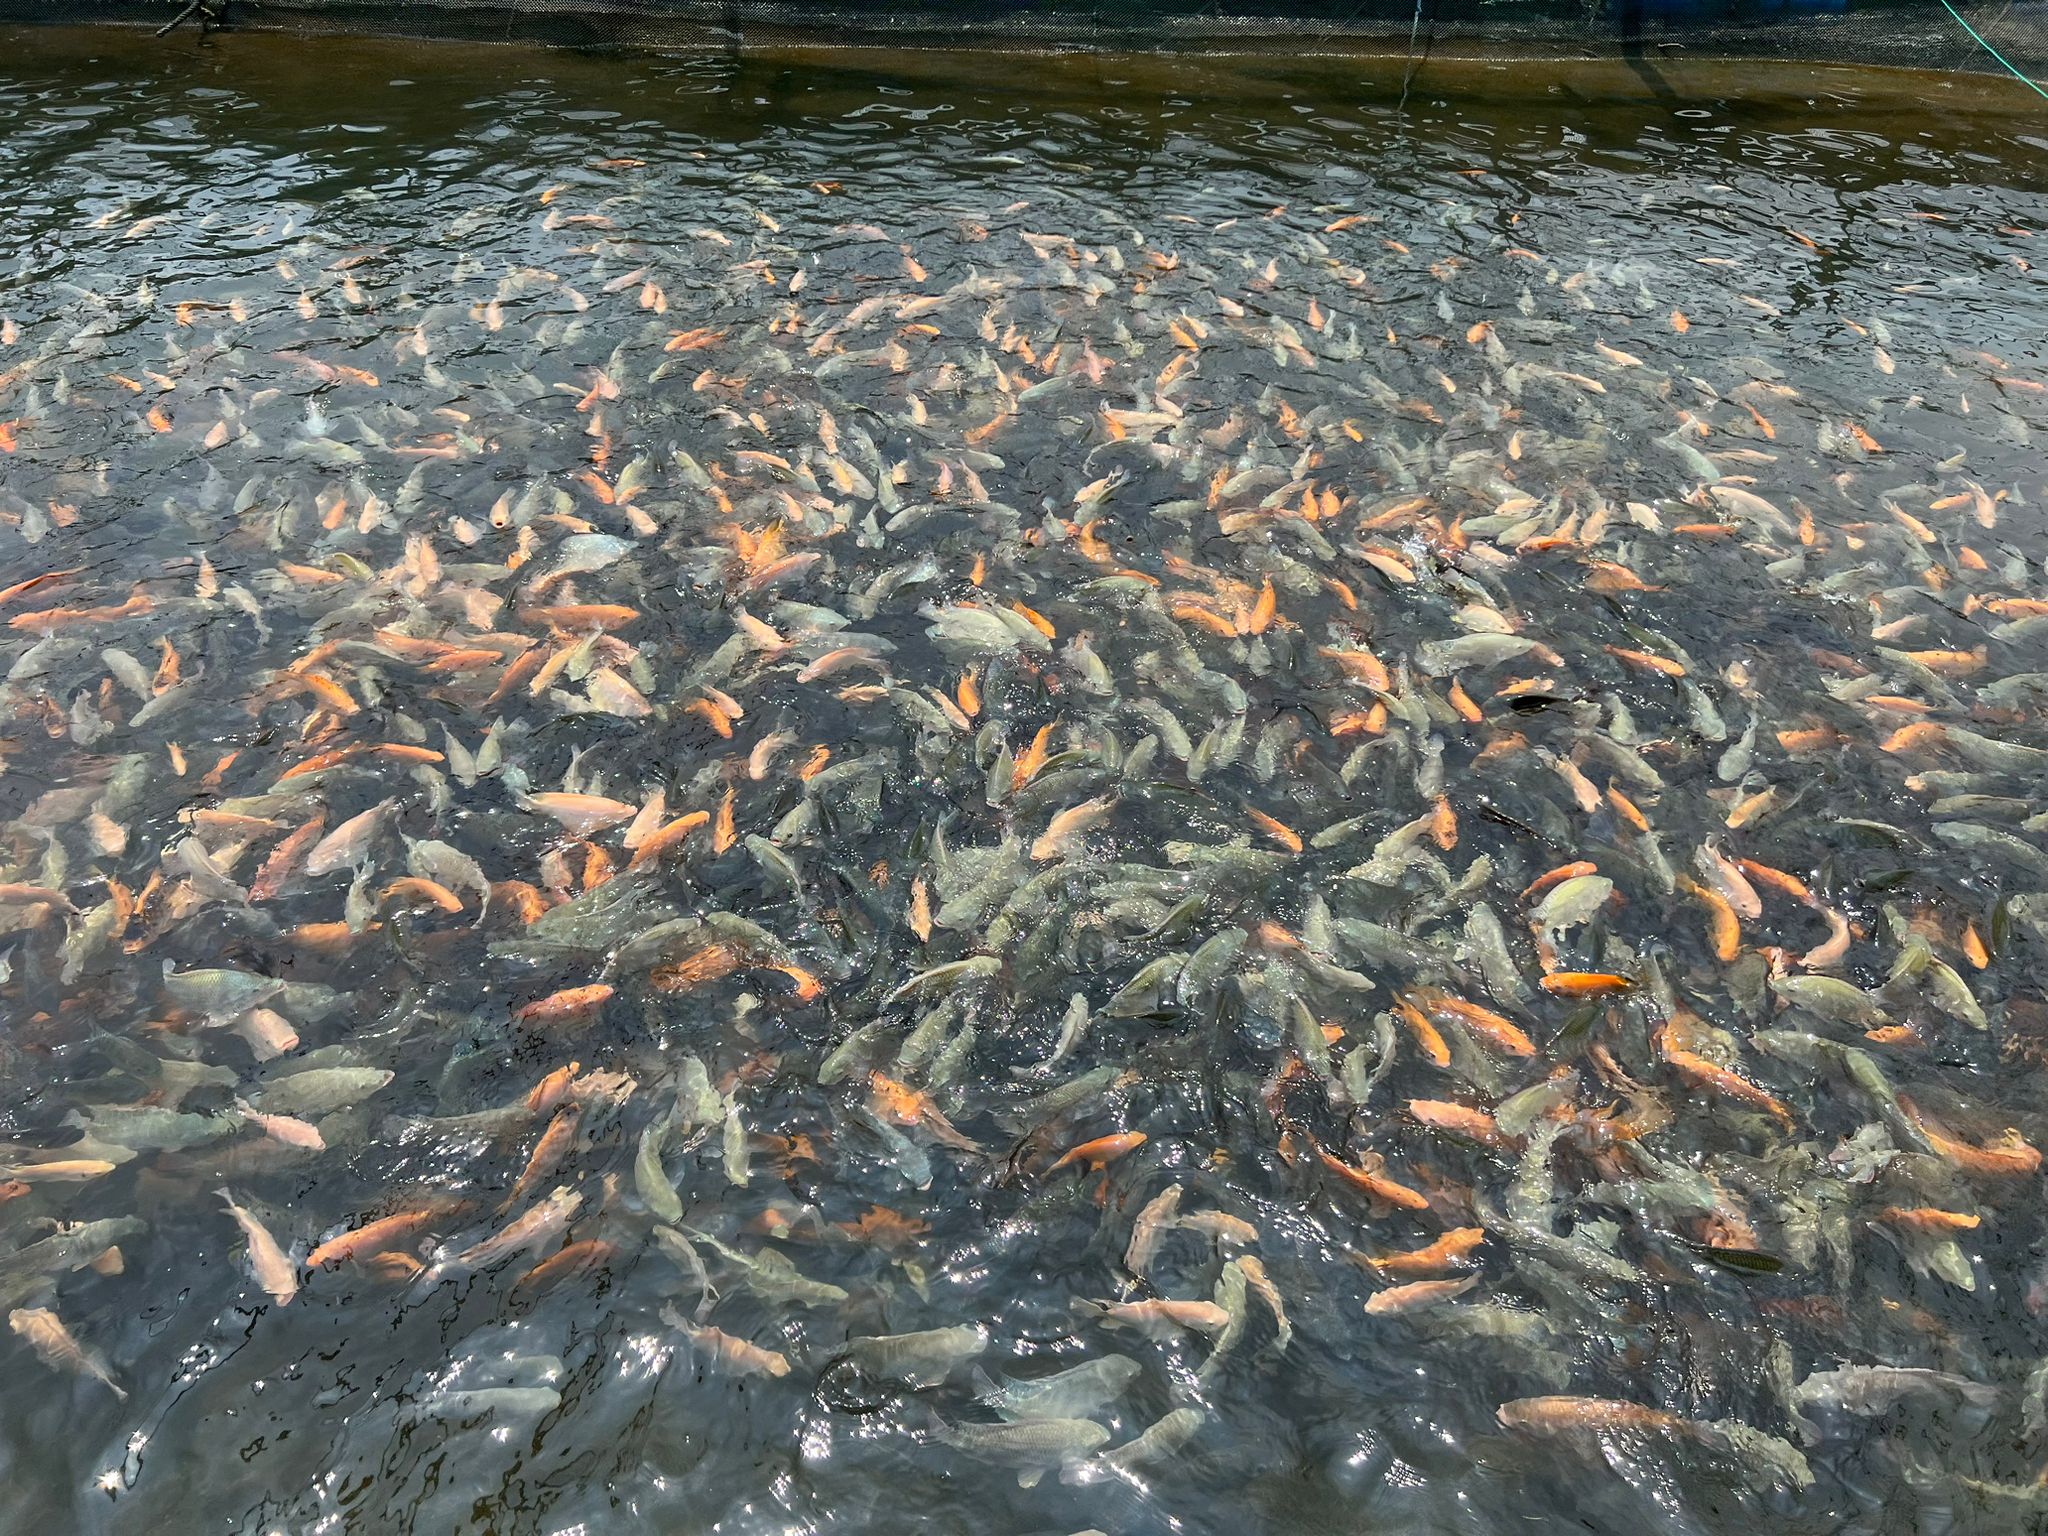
[1396,0,1426,112]
[1939,0,2048,100]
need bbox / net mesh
[12,0,2048,76]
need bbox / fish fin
[968,1364,1005,1403]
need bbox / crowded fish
[0,26,2044,1536]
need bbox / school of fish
[0,31,2046,1535]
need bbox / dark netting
[7,0,2047,74]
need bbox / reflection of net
[19,0,2048,73]
[2001,997,2048,1067]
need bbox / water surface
[2,28,2047,1536]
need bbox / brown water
[2,25,2048,1536]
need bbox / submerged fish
[8,1307,126,1400]
[935,1416,1112,1487]
[218,1187,298,1306]
[839,1324,987,1387]
[974,1356,1143,1422]
[0,63,2038,1532]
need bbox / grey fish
[255,1067,395,1116]
[973,1355,1142,1422]
[840,1324,987,1386]
[1071,1406,1205,1479]
[935,1416,1112,1487]
[0,1218,146,1311]
[1790,1366,2001,1442]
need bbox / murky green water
[2,25,2048,1535]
